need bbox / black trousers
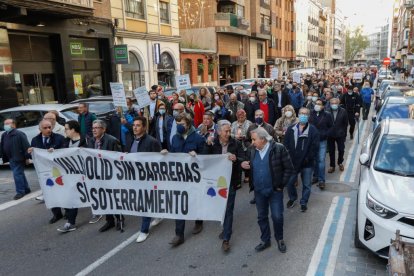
[328,136,345,167]
[51,207,63,218]
[65,208,78,225]
[175,220,203,238]
[347,112,356,136]
[106,214,124,224]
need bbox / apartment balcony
[215,13,250,36]
[260,0,271,9]
[260,24,271,35]
[405,19,411,28]
[0,0,94,19]
[332,53,342,60]
[404,0,414,7]
[334,42,342,50]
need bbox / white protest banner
[271,68,279,79]
[292,72,301,83]
[133,86,151,109]
[32,148,232,222]
[175,74,191,91]
[110,82,128,108]
[353,72,363,81]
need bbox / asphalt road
[0,112,388,276]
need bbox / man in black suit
[28,119,65,224]
[254,89,277,126]
[270,83,291,121]
[86,119,123,232]
[327,98,349,174]
[124,116,163,243]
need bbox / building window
[122,52,144,96]
[197,59,203,83]
[159,1,170,24]
[257,43,263,59]
[125,0,145,19]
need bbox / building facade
[0,0,115,109]
[295,0,310,67]
[332,8,345,66]
[111,0,181,95]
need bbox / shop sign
[70,42,82,55]
[114,44,129,64]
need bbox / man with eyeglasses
[28,119,65,223]
[86,119,123,232]
[169,103,185,145]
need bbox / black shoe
[312,177,318,184]
[13,194,25,200]
[222,240,230,252]
[276,240,287,253]
[218,231,224,240]
[49,214,63,224]
[116,218,125,231]
[318,181,325,190]
[300,205,307,212]
[255,241,271,252]
[286,200,296,209]
[250,198,256,204]
[169,235,184,247]
[25,188,31,194]
[99,222,115,232]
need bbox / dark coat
[87,133,121,152]
[124,133,161,153]
[150,114,173,149]
[244,101,256,123]
[0,129,30,163]
[309,111,334,141]
[284,123,320,171]
[245,122,276,148]
[253,98,277,126]
[78,112,97,138]
[63,137,87,148]
[202,137,245,190]
[328,107,349,138]
[246,141,295,191]
[269,90,291,109]
[170,127,205,154]
[340,93,362,114]
[31,132,65,150]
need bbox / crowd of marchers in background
[0,66,377,254]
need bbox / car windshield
[60,107,80,120]
[88,102,115,114]
[374,135,414,176]
[378,104,410,121]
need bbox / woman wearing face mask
[170,92,183,113]
[186,93,205,127]
[150,102,174,150]
[274,105,298,143]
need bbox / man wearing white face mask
[0,119,31,200]
[309,100,333,189]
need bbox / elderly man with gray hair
[203,119,245,252]
[87,119,123,232]
[241,127,294,253]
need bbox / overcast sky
[337,0,394,34]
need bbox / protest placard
[175,74,191,91]
[133,86,151,108]
[110,82,128,108]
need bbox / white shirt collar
[257,142,270,159]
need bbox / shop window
[160,1,170,24]
[122,52,144,96]
[125,0,145,19]
[257,43,263,59]
[197,59,204,83]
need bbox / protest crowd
[1,66,377,254]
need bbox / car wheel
[354,209,364,249]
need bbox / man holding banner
[163,113,206,247]
[125,116,163,243]
[86,119,123,232]
[203,120,244,252]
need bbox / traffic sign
[383,57,391,66]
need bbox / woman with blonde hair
[187,93,205,127]
[199,87,212,111]
[274,105,298,143]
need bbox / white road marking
[75,233,139,276]
[0,190,42,211]
[306,196,350,276]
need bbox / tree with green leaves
[345,26,369,64]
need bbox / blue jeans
[313,140,327,182]
[255,190,284,242]
[222,186,237,241]
[9,160,30,195]
[287,167,313,206]
[140,217,151,234]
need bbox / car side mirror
[372,116,376,123]
[359,153,370,166]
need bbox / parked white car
[0,104,79,159]
[355,119,414,258]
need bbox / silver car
[356,119,414,258]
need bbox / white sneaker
[57,222,76,233]
[150,218,163,227]
[89,215,103,224]
[136,232,149,243]
[35,195,44,202]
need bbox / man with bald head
[226,93,244,123]
[28,119,65,223]
[44,111,65,136]
[0,119,31,200]
[169,103,186,146]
